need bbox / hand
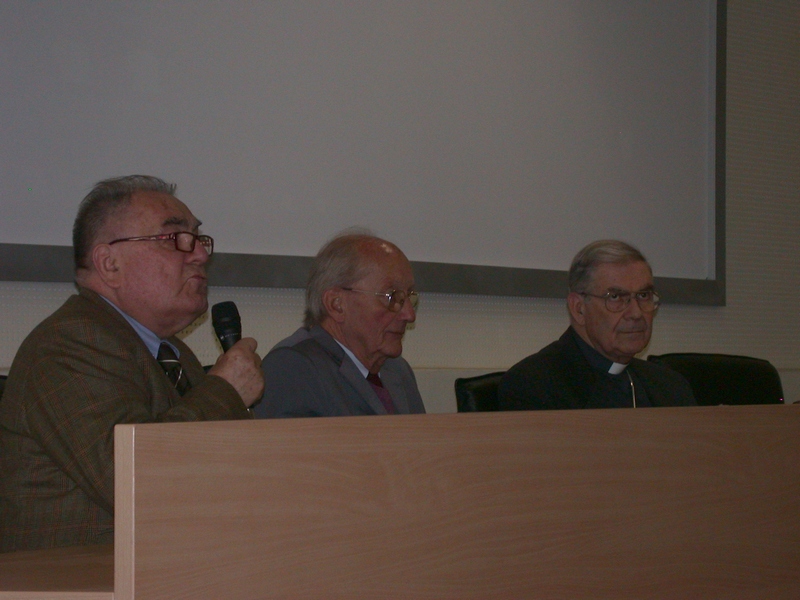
[207,337,265,407]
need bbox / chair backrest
[647,353,784,406]
[0,374,6,400]
[455,371,505,412]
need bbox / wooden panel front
[114,406,800,599]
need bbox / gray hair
[303,230,385,328]
[568,239,651,293]
[73,175,176,272]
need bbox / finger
[237,337,258,351]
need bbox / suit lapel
[628,361,661,407]
[80,288,181,413]
[309,327,387,415]
[379,365,408,414]
[340,359,387,415]
[560,330,608,409]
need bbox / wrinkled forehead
[590,260,653,291]
[122,191,201,234]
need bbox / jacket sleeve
[255,347,333,418]
[13,317,248,514]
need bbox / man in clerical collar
[255,231,425,418]
[498,239,696,410]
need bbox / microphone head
[211,301,242,352]
[212,301,240,327]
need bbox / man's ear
[567,291,586,326]
[322,288,346,323]
[91,244,122,288]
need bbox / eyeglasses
[580,289,660,313]
[108,232,214,256]
[342,288,419,312]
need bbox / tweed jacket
[0,287,250,552]
[255,325,425,418]
[498,328,696,411]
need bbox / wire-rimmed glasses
[342,288,419,312]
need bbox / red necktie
[366,373,397,414]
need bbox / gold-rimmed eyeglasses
[342,288,419,312]
[108,231,214,256]
[580,289,660,313]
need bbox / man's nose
[399,298,416,322]
[187,241,210,264]
[623,296,644,318]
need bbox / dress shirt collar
[334,340,371,378]
[99,295,180,359]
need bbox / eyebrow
[606,285,655,293]
[162,216,202,231]
[379,279,416,291]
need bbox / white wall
[0,1,797,409]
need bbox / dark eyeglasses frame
[108,231,214,256]
[580,289,660,313]
[342,288,419,312]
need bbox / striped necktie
[157,343,191,396]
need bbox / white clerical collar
[608,362,629,375]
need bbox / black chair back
[0,374,6,401]
[647,353,784,406]
[455,371,505,412]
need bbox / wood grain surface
[114,406,800,599]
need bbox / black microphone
[211,301,242,352]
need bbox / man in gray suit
[255,232,425,417]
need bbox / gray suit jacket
[255,326,425,418]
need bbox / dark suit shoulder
[381,354,416,378]
[498,332,585,411]
[630,358,697,406]
[507,335,575,373]
[26,291,134,347]
[259,331,352,418]
[264,332,340,374]
[10,291,145,384]
[288,335,340,362]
